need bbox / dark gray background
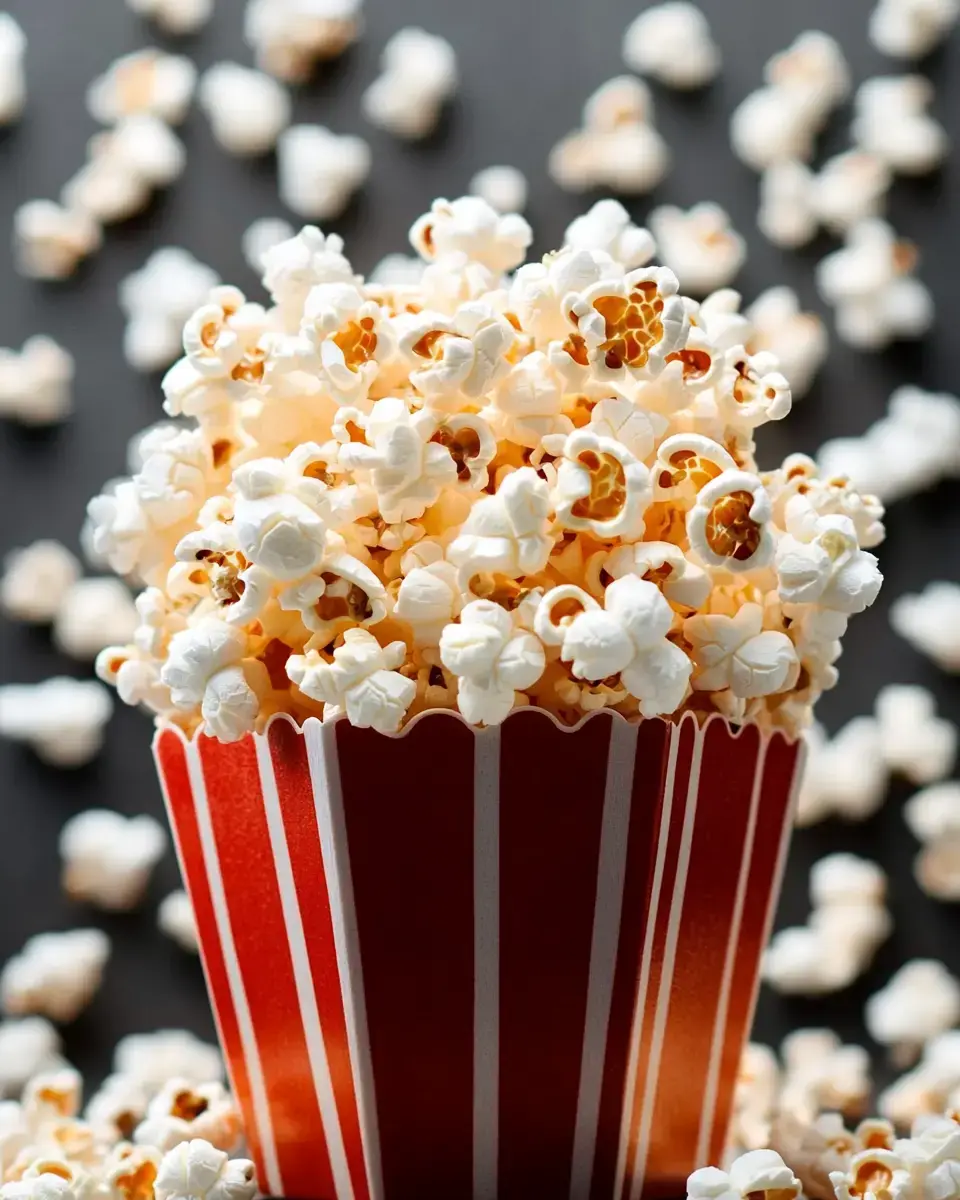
[0,0,958,1101]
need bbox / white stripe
[473,727,501,1200]
[629,724,705,1200]
[184,740,283,1196]
[569,719,638,1200]
[614,728,681,1200]
[306,721,385,1200]
[694,739,769,1167]
[255,736,355,1200]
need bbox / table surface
[0,0,959,1106]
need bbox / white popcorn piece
[160,622,259,743]
[59,810,167,912]
[0,13,26,126]
[892,582,960,672]
[685,604,798,699]
[288,629,415,733]
[866,961,960,1063]
[154,1139,256,1200]
[199,64,291,157]
[468,165,528,215]
[0,1018,62,1098]
[757,161,817,249]
[135,1080,241,1154]
[879,1031,960,1124]
[746,288,827,399]
[410,195,532,273]
[367,253,423,287]
[277,125,370,220]
[876,684,957,785]
[623,2,720,89]
[12,203,101,281]
[126,0,214,35]
[120,248,220,374]
[605,541,710,611]
[245,0,363,83]
[0,678,113,768]
[810,852,887,908]
[114,1032,223,1090]
[0,1171,79,1200]
[906,782,960,844]
[687,1149,800,1200]
[649,203,745,298]
[562,199,655,269]
[870,0,959,57]
[85,1072,151,1141]
[86,50,196,126]
[780,1030,873,1122]
[0,930,110,1023]
[813,151,893,234]
[0,337,74,426]
[796,718,890,827]
[241,218,294,276]
[362,27,457,140]
[765,30,851,118]
[0,542,80,624]
[776,516,882,615]
[53,579,139,662]
[158,892,198,954]
[447,467,552,584]
[852,76,948,176]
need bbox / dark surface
[0,0,958,1102]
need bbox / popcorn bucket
[153,709,803,1200]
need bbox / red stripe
[198,732,336,1200]
[335,713,476,1198]
[590,719,670,1200]
[707,733,800,1166]
[643,721,761,1194]
[153,730,267,1190]
[497,710,613,1199]
[619,717,696,1200]
[268,719,370,1200]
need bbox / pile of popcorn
[85,195,885,741]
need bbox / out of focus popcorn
[60,810,167,911]
[158,892,198,954]
[126,0,214,35]
[0,678,114,768]
[0,1018,62,1097]
[0,13,26,126]
[796,718,890,826]
[852,76,948,175]
[241,218,294,276]
[468,165,528,215]
[869,0,959,58]
[362,27,457,140]
[746,288,827,398]
[622,2,720,89]
[0,542,81,624]
[0,338,74,426]
[114,1032,223,1090]
[245,0,362,82]
[53,579,139,661]
[866,961,960,1065]
[876,684,957,785]
[0,930,110,1023]
[649,203,745,297]
[277,125,370,219]
[12,203,102,281]
[905,781,960,902]
[120,249,220,374]
[891,582,960,672]
[199,64,291,157]
[87,50,196,126]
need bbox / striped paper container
[153,708,803,1200]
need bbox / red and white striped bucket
[153,709,803,1200]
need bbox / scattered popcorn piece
[410,194,531,271]
[687,1149,800,1200]
[622,2,720,88]
[53,579,139,662]
[866,961,960,1065]
[757,161,818,249]
[362,27,457,140]
[120,249,220,374]
[468,166,528,215]
[85,1071,151,1140]
[780,1029,873,1122]
[158,892,198,954]
[796,719,890,826]
[198,64,291,157]
[0,930,110,1023]
[0,678,114,768]
[126,0,214,35]
[0,1018,62,1097]
[12,202,102,281]
[0,13,26,126]
[852,76,948,175]
[562,198,655,268]
[876,684,957,784]
[649,202,745,296]
[905,782,960,902]
[245,0,362,82]
[59,810,167,912]
[135,1081,241,1153]
[891,582,960,672]
[746,288,827,399]
[870,0,959,58]
[549,75,669,194]
[86,50,196,126]
[812,151,893,234]
[154,1138,256,1200]
[241,217,294,276]
[277,125,370,220]
[729,1044,781,1155]
[879,1031,960,1124]
[816,219,932,350]
[0,542,81,624]
[0,337,74,426]
[114,1032,223,1090]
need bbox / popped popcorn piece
[160,622,259,743]
[367,253,423,287]
[241,218,294,276]
[866,961,960,1065]
[622,2,720,89]
[0,1170,80,1200]
[154,1139,256,1200]
[0,543,80,625]
[468,165,528,215]
[870,0,959,57]
[410,195,532,273]
[199,64,290,157]
[905,782,960,902]
[0,679,113,768]
[85,1073,151,1142]
[126,0,214,35]
[852,76,948,176]
[891,582,960,672]
[0,1018,62,1098]
[53,579,139,661]
[876,684,957,785]
[649,203,745,297]
[776,516,882,615]
[816,219,932,350]
[158,892,198,954]
[729,1043,781,1155]
[439,600,544,726]
[796,719,890,827]
[362,27,457,140]
[245,0,362,83]
[120,249,220,374]
[562,199,655,269]
[87,50,196,126]
[550,75,670,194]
[813,152,893,234]
[685,604,798,699]
[757,161,818,249]
[12,203,101,282]
[780,1029,873,1122]
[277,125,370,220]
[113,1032,223,1090]
[687,1149,800,1200]
[746,288,827,400]
[135,1081,241,1153]
[0,930,110,1023]
[59,810,167,912]
[0,13,26,126]
[447,467,552,584]
[879,1032,960,1125]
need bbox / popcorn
[813,152,893,235]
[438,600,543,725]
[796,718,890,826]
[0,1019,62,1098]
[277,125,370,220]
[113,1032,223,1091]
[549,76,670,194]
[410,195,532,274]
[59,810,167,912]
[746,288,827,399]
[891,582,960,672]
[86,50,196,126]
[0,13,26,126]
[776,516,882,615]
[0,679,113,768]
[563,199,655,269]
[816,219,932,350]
[158,892,198,954]
[468,165,528,216]
[160,622,260,743]
[0,931,110,1023]
[866,962,960,1065]
[852,76,948,176]
[198,65,291,157]
[685,605,797,699]
[120,249,220,374]
[780,1030,873,1122]
[12,203,101,281]
[53,579,139,661]
[879,1034,960,1125]
[0,543,80,625]
[876,684,957,784]
[245,0,363,83]
[905,782,960,901]
[869,0,959,57]
[288,629,415,733]
[126,0,214,34]
[687,1149,800,1200]
[622,2,720,89]
[362,27,457,140]
[154,1139,256,1200]
[447,467,552,583]
[648,204,745,298]
[241,218,295,278]
[135,1082,241,1154]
